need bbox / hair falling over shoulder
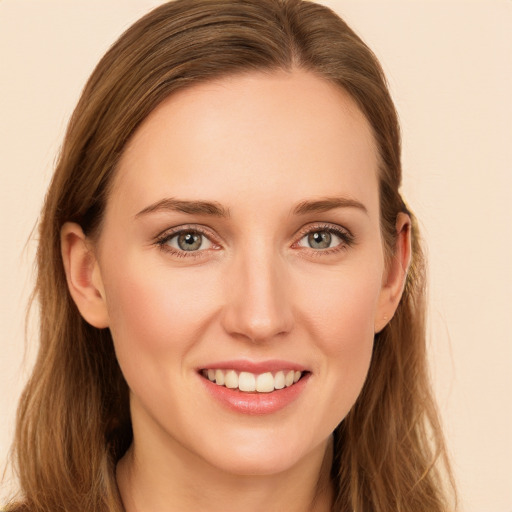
[5,1,456,511]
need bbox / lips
[198,360,310,415]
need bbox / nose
[220,246,294,343]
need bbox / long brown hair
[6,1,455,510]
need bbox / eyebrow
[135,196,367,219]
[293,197,368,216]
[135,198,230,218]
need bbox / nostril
[221,312,294,344]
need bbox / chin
[206,450,304,477]
[194,429,327,477]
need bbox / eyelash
[155,225,218,259]
[154,223,355,258]
[294,224,355,256]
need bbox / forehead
[109,69,379,219]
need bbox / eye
[157,228,215,253]
[296,225,354,251]
[301,231,337,249]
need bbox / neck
[116,435,333,512]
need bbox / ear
[61,222,109,328]
[374,213,412,333]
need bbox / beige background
[1,1,511,510]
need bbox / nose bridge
[222,240,293,342]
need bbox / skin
[61,69,410,512]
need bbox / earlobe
[61,222,109,328]
[374,213,412,333]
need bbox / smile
[201,369,303,393]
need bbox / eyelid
[154,224,221,256]
[154,223,217,241]
[293,222,356,251]
[153,222,355,258]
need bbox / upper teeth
[203,369,302,393]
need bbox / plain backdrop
[1,1,511,510]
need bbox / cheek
[303,265,382,349]
[101,258,222,374]
[297,264,382,411]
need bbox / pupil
[178,232,201,251]
[308,231,331,249]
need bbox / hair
[5,0,456,511]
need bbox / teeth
[256,372,274,393]
[215,369,225,386]
[274,371,285,390]
[204,368,304,392]
[238,372,256,392]
[224,370,238,389]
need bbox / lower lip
[200,373,310,415]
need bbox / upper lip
[198,359,308,374]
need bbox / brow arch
[293,197,368,216]
[135,198,230,218]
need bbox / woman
[5,0,455,510]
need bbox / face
[93,70,388,476]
